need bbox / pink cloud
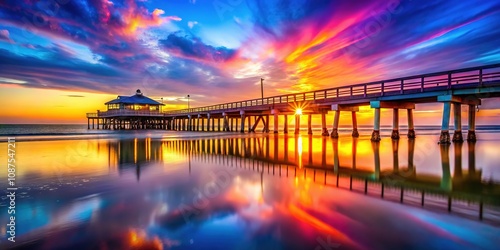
[0,29,13,43]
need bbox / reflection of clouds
[127,228,167,249]
[52,196,101,225]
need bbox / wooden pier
[87,64,500,143]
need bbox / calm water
[2,124,500,141]
[0,129,500,249]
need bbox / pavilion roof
[105,90,164,105]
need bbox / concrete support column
[273,111,279,134]
[247,116,252,133]
[240,112,245,133]
[87,119,90,129]
[196,116,199,131]
[439,102,451,144]
[230,118,234,132]
[391,108,400,140]
[331,110,340,138]
[211,117,215,132]
[205,117,208,131]
[225,114,231,132]
[352,111,359,137]
[218,118,221,132]
[294,114,301,134]
[407,109,415,139]
[321,113,329,136]
[307,114,313,135]
[452,103,463,142]
[371,108,381,142]
[222,115,227,131]
[201,116,205,132]
[467,104,477,142]
[284,115,288,134]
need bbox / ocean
[0,124,499,249]
[2,124,500,142]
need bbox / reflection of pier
[106,138,164,180]
[162,136,500,221]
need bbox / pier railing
[87,110,164,118]
[164,63,500,115]
[86,112,98,118]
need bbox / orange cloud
[120,1,181,36]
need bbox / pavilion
[86,89,166,129]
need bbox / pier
[87,64,500,143]
[86,89,166,130]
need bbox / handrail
[91,110,164,117]
[163,63,500,115]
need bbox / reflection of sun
[161,141,186,164]
[292,176,313,205]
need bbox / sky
[0,0,500,124]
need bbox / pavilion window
[108,104,120,110]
